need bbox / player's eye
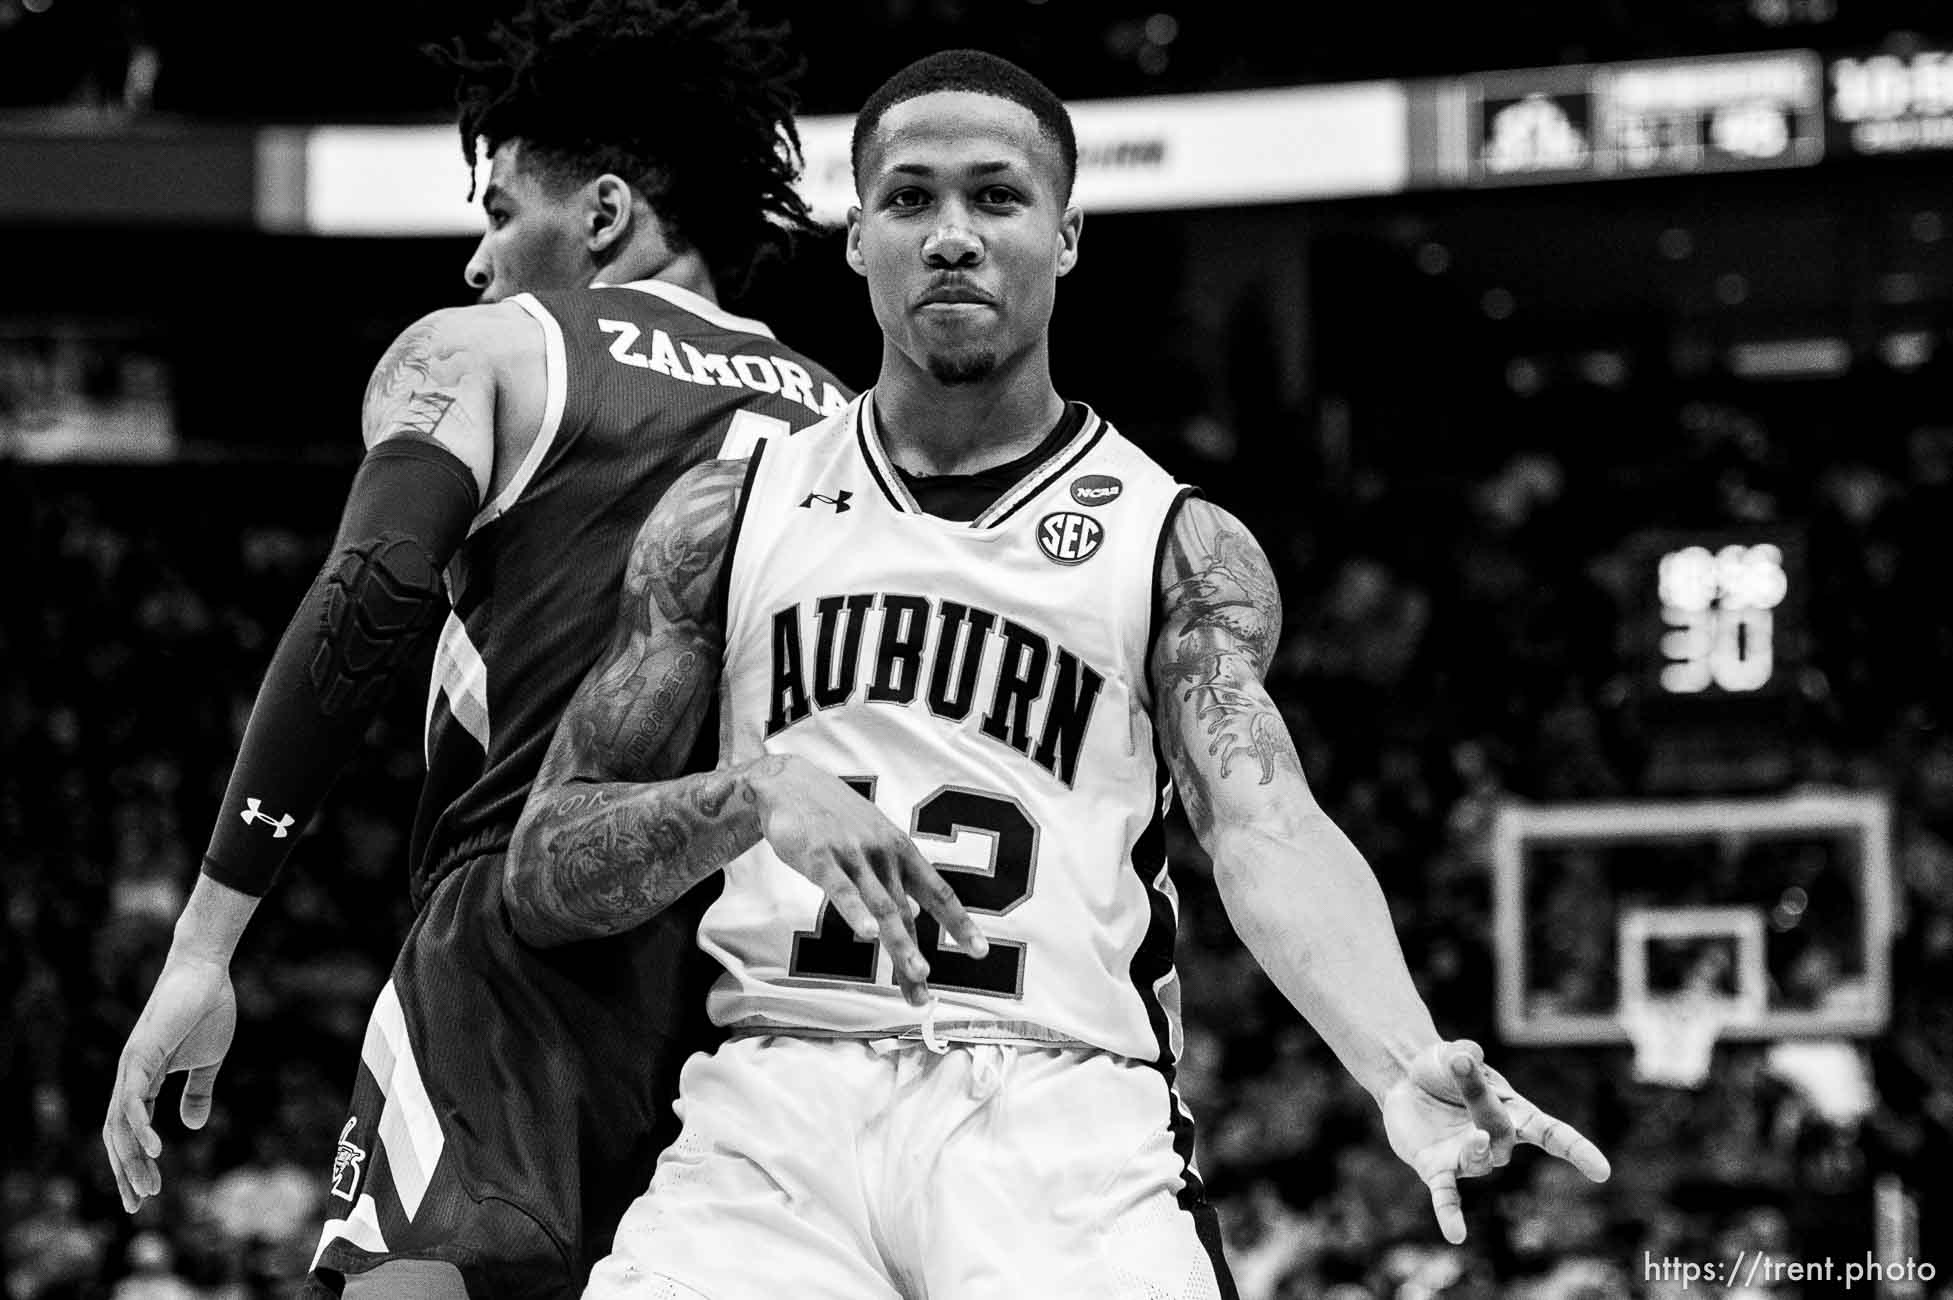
[487,209,512,230]
[978,186,1023,207]
[885,188,930,211]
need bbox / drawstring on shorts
[919,994,949,1054]
[969,1042,1012,1103]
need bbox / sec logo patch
[1038,511,1104,565]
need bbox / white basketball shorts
[584,1033,1236,1300]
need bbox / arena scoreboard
[1651,536,1798,698]
[1626,528,1809,791]
[1440,50,1827,186]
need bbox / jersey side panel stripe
[474,292,571,534]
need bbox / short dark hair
[433,0,818,298]
[851,50,1077,202]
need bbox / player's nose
[922,221,982,268]
[463,241,494,299]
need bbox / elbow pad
[201,438,480,895]
[311,531,448,716]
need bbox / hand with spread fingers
[1380,1039,1612,1244]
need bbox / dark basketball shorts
[304,856,723,1299]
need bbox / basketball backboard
[1493,792,1893,1046]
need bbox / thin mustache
[917,277,996,306]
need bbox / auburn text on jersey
[764,594,1106,789]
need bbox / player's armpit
[1149,497,1309,837]
[505,458,758,946]
[360,306,518,503]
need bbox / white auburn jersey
[700,393,1197,1066]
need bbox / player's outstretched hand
[1380,1039,1610,1245]
[755,754,989,1006]
[102,954,237,1213]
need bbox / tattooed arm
[504,462,986,992]
[504,459,752,947]
[358,303,545,498]
[1152,497,1440,1096]
[1152,498,1609,1243]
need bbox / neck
[591,244,719,304]
[872,340,1066,477]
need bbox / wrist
[1358,1031,1447,1106]
[170,872,261,966]
[739,753,796,818]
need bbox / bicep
[1149,498,1315,839]
[360,308,501,501]
[534,459,749,788]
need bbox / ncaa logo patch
[1069,474,1123,507]
[1038,511,1104,565]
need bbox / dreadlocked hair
[432,0,816,299]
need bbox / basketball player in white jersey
[504,49,1611,1298]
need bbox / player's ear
[1056,205,1083,278]
[587,174,636,255]
[845,206,868,278]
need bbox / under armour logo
[240,797,294,838]
[799,490,852,513]
[330,1116,366,1202]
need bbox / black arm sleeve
[200,438,481,895]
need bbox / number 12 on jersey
[788,777,1036,998]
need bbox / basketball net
[1618,993,1731,1089]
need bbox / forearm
[505,756,784,947]
[1213,810,1441,1102]
[166,875,262,966]
[201,439,475,895]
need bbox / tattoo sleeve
[505,459,767,946]
[1153,502,1444,1096]
[1150,498,1305,840]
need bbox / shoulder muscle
[1154,497,1283,673]
[623,457,750,634]
[361,303,542,502]
[1151,498,1298,833]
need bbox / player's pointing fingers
[896,842,989,962]
[844,852,936,1007]
[1516,1105,1612,1182]
[1423,1168,1468,1245]
[816,869,885,947]
[1448,1046,1515,1166]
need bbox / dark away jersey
[409,279,850,903]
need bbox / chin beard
[926,348,999,386]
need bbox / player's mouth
[917,281,997,310]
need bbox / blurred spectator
[5,1175,109,1300]
[110,1232,198,1300]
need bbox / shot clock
[1626,528,1808,791]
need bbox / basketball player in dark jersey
[96,4,947,1296]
